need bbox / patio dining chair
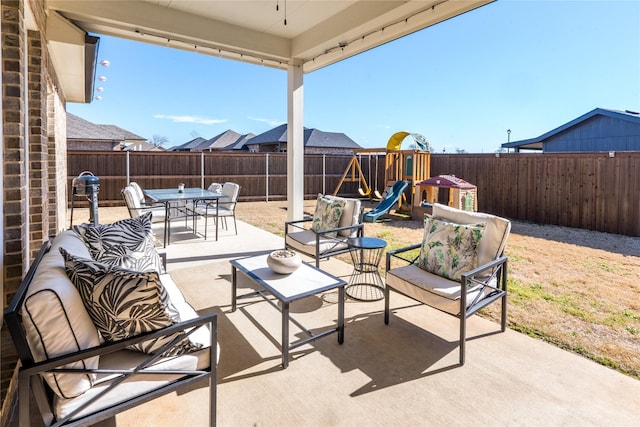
[384,203,511,365]
[193,182,241,239]
[122,185,191,246]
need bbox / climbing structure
[382,132,431,215]
[333,132,431,216]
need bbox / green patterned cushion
[60,248,201,356]
[418,215,486,281]
[311,194,346,235]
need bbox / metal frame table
[346,237,387,301]
[230,254,346,368]
[144,187,222,247]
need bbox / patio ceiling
[46,0,494,94]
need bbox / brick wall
[27,29,49,258]
[2,0,27,305]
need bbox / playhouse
[413,174,478,220]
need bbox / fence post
[265,153,269,202]
[201,152,205,189]
[322,154,326,195]
[126,151,130,184]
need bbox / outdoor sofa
[3,214,217,426]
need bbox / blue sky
[68,0,640,153]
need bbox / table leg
[338,286,345,344]
[282,301,290,368]
[215,199,219,241]
[163,201,170,248]
[231,266,237,312]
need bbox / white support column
[287,64,304,221]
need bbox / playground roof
[417,175,476,189]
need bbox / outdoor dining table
[143,187,223,246]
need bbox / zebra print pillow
[74,212,153,255]
[74,212,165,274]
[60,248,201,356]
[95,234,165,274]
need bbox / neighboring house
[172,130,255,151]
[171,137,208,151]
[246,124,361,154]
[502,108,640,152]
[67,113,149,151]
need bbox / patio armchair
[193,182,241,238]
[285,194,363,267]
[384,203,511,365]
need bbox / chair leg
[232,215,237,235]
[204,215,209,240]
[384,286,390,324]
[459,314,466,366]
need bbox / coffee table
[230,254,346,368]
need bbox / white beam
[287,65,304,221]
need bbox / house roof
[171,137,208,151]
[67,113,146,141]
[202,130,256,150]
[502,108,640,151]
[249,124,361,149]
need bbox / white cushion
[326,195,361,237]
[386,264,494,315]
[285,230,349,257]
[432,204,511,266]
[53,273,216,421]
[54,346,213,421]
[22,231,101,399]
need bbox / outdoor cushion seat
[385,203,511,365]
[385,265,497,314]
[285,229,350,258]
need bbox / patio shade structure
[46,0,494,220]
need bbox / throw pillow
[311,194,346,235]
[60,248,201,356]
[74,212,153,257]
[95,234,165,274]
[418,215,486,281]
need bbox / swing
[333,154,371,197]
[357,154,373,198]
[373,155,384,200]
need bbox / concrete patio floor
[94,218,639,427]
[10,217,640,426]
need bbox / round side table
[346,237,387,301]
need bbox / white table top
[231,254,346,303]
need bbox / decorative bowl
[267,250,302,274]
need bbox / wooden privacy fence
[68,151,640,237]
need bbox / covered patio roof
[47,0,493,72]
[44,0,495,220]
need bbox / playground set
[333,131,478,222]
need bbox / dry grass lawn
[95,200,640,379]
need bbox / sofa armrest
[22,312,217,374]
